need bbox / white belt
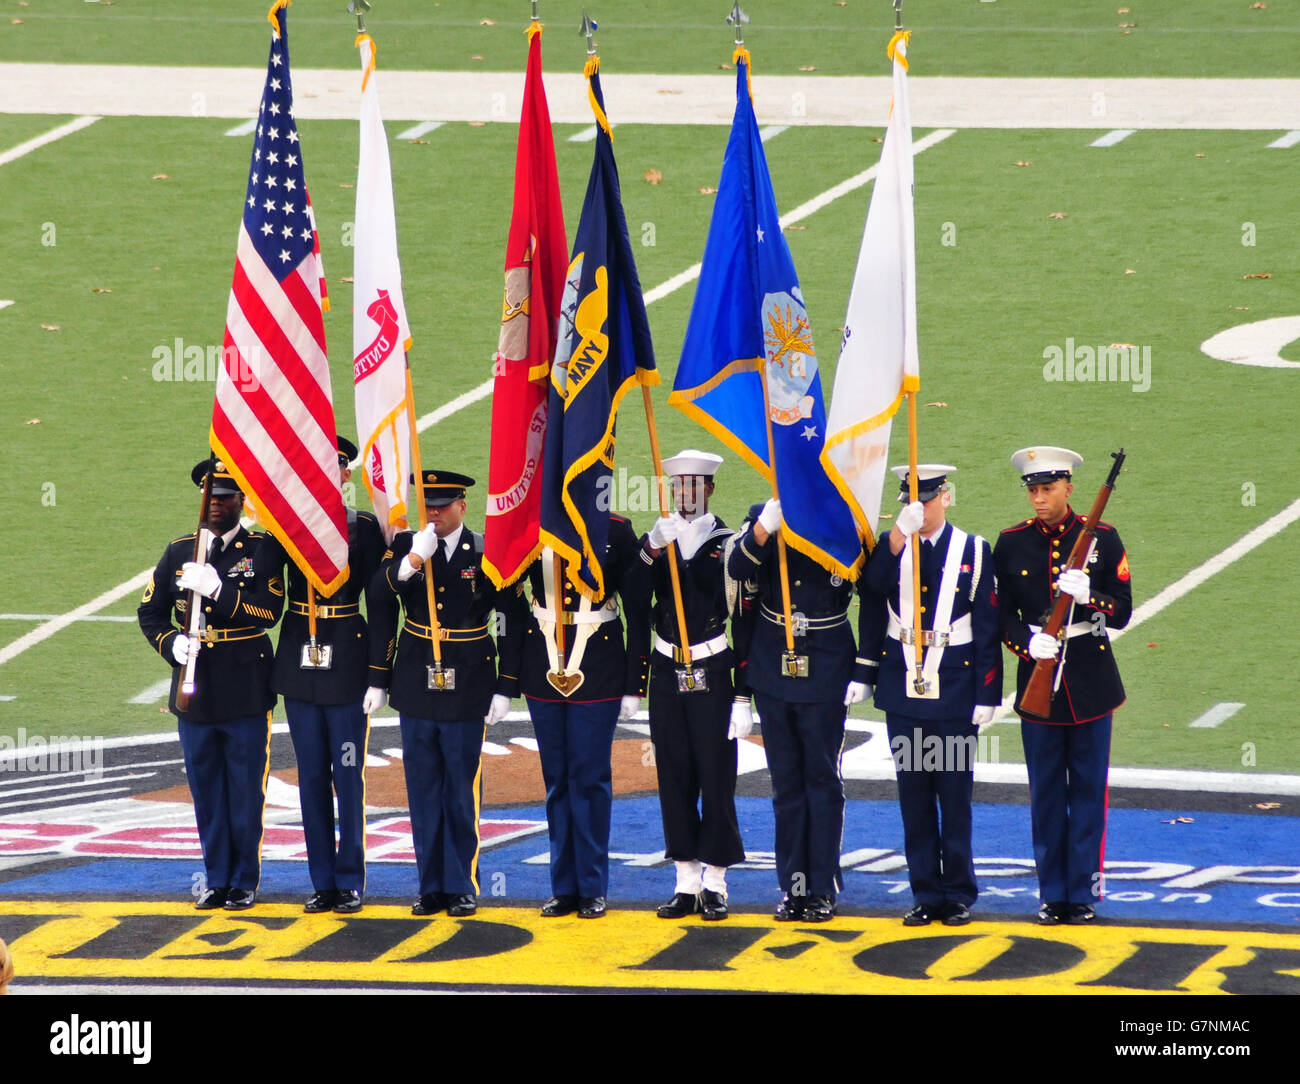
[654,632,728,662]
[1030,621,1093,639]
[532,603,619,626]
[887,607,972,647]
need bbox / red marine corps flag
[211,0,348,595]
[482,18,568,588]
[351,27,414,544]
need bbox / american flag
[210,3,348,596]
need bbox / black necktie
[434,540,449,570]
[207,537,222,564]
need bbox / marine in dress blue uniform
[137,458,284,910]
[860,466,1002,926]
[263,437,385,914]
[726,497,871,922]
[992,446,1132,924]
[496,516,651,919]
[639,451,748,922]
[366,471,517,918]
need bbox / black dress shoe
[1067,903,1097,924]
[699,889,729,922]
[902,903,933,926]
[411,893,447,916]
[773,894,806,922]
[446,894,477,917]
[223,888,256,911]
[540,894,580,917]
[656,891,699,919]
[1037,901,1067,925]
[577,896,607,919]
[195,887,228,910]
[304,890,336,913]
[802,895,837,922]
[941,901,972,926]
[333,889,362,914]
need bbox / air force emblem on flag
[763,288,817,426]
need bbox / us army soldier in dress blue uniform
[365,471,518,919]
[263,437,385,915]
[137,457,284,911]
[727,497,872,922]
[861,465,1001,927]
[639,451,748,922]
[993,446,1132,925]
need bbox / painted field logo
[1042,338,1151,392]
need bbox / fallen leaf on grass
[644,168,663,185]
[10,19,23,25]
[718,63,732,70]
[152,174,169,180]
[467,121,486,128]
[339,183,354,188]
[1049,212,1067,219]
[479,18,496,25]
[25,418,40,425]
[1119,23,1136,28]
[922,401,948,408]
[1256,802,1281,810]
[1233,305,1250,310]
[92,287,112,294]
[1251,2,1267,8]
[798,66,817,72]
[786,224,806,230]
[1015,160,1032,167]
[471,55,484,61]
[40,323,59,331]
[698,186,718,194]
[1194,152,1206,158]
[339,276,354,284]
[1125,268,1137,274]
[871,136,883,143]
[1117,6,1130,11]
[1109,342,1136,349]
[408,139,429,145]
[1242,272,1272,279]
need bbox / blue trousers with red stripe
[1021,713,1112,905]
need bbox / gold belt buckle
[202,626,217,646]
[781,651,810,678]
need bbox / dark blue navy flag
[539,62,658,600]
[669,50,863,580]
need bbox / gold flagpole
[402,363,445,678]
[641,386,695,673]
[759,359,797,657]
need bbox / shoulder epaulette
[1000,520,1035,535]
[169,533,199,547]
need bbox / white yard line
[0,114,100,167]
[759,125,788,142]
[1090,128,1136,146]
[1189,703,1246,730]
[223,118,257,137]
[567,124,599,143]
[395,120,442,140]
[0,614,135,623]
[1266,130,1300,148]
[0,570,151,667]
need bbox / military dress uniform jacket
[860,523,1002,720]
[267,509,386,706]
[367,528,515,722]
[498,515,651,703]
[137,526,283,723]
[640,516,745,688]
[993,510,1132,724]
[725,505,870,703]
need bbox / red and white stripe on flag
[210,3,348,597]
[352,32,413,546]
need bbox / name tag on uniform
[300,644,333,670]
[427,666,456,691]
[676,667,709,693]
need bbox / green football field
[1,1,1298,776]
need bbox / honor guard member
[993,447,1132,925]
[494,517,651,919]
[265,437,385,915]
[726,498,871,922]
[640,451,748,922]
[861,466,1001,927]
[137,457,284,910]
[366,471,515,919]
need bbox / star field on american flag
[242,25,314,281]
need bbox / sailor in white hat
[861,464,1002,927]
[641,449,747,921]
[993,445,1132,926]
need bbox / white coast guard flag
[822,30,920,549]
[352,32,413,544]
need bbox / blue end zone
[4,798,1298,927]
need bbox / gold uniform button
[1052,566,1059,573]
[921,586,928,592]
[439,586,445,593]
[437,603,444,611]
[1021,570,1028,576]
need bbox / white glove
[178,562,222,599]
[896,500,925,537]
[171,633,196,666]
[757,498,782,533]
[618,695,641,721]
[362,686,386,714]
[843,681,871,706]
[647,514,685,550]
[728,698,754,739]
[1029,631,1061,661]
[971,705,996,727]
[1057,568,1090,606]
[410,524,439,561]
[484,693,510,726]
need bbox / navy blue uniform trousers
[1021,713,1112,905]
[399,717,485,897]
[528,697,619,899]
[284,697,368,895]
[885,713,978,908]
[755,694,846,900]
[177,713,270,893]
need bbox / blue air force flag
[538,63,659,600]
[669,52,863,580]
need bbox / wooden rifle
[1019,449,1126,719]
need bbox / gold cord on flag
[732,45,754,102]
[887,29,911,69]
[267,0,290,29]
[585,55,613,139]
[356,32,376,93]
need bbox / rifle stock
[1019,450,1125,719]
[175,467,214,713]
